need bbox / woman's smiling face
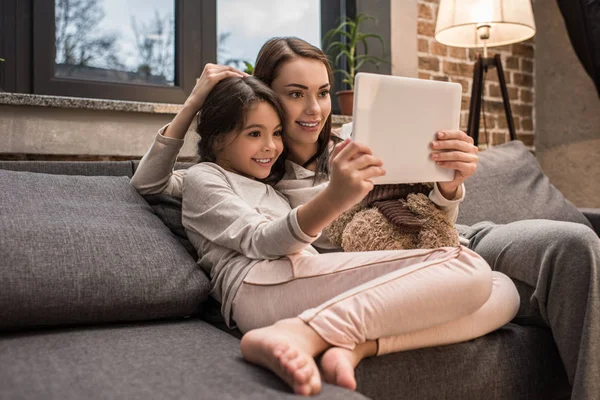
[270,57,332,151]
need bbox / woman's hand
[326,139,386,213]
[430,130,479,199]
[163,64,247,140]
[185,64,248,110]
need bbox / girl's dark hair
[196,76,287,185]
[254,37,341,180]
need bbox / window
[31,0,213,103]
[0,0,388,107]
[54,0,177,86]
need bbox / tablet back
[352,73,462,184]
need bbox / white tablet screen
[352,73,462,184]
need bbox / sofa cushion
[355,323,570,399]
[0,169,210,330]
[143,194,197,260]
[0,319,366,400]
[457,140,592,227]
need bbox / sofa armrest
[580,208,600,236]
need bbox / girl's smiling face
[215,101,283,180]
[271,58,332,152]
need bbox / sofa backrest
[0,160,134,177]
[0,140,591,229]
[457,140,591,228]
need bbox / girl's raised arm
[131,64,246,196]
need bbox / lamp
[435,0,536,145]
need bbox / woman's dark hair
[254,37,341,180]
[196,76,287,185]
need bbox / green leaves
[322,13,390,90]
[0,58,5,62]
[243,61,255,75]
[333,68,354,87]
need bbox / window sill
[0,93,353,124]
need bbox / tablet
[352,72,462,184]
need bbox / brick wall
[417,0,535,149]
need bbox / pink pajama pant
[231,246,519,356]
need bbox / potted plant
[323,13,389,115]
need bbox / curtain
[557,0,600,96]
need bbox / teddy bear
[325,183,460,252]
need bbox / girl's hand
[326,139,385,212]
[162,64,247,140]
[186,63,248,111]
[430,130,479,199]
[297,139,383,237]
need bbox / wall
[534,0,600,207]
[0,95,352,161]
[416,0,536,149]
[390,0,418,78]
[0,105,197,161]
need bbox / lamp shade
[435,0,536,48]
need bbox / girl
[132,74,519,396]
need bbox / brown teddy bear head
[325,183,459,252]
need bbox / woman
[252,37,599,400]
[254,37,475,252]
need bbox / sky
[92,0,175,71]
[217,0,321,65]
[61,0,321,73]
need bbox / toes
[294,382,312,396]
[240,331,321,396]
[294,375,321,397]
[278,348,298,365]
[309,371,322,395]
[293,360,322,396]
[287,363,310,384]
[272,343,290,359]
[287,355,308,372]
[279,349,300,376]
[293,363,313,383]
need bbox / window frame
[321,0,354,114]
[30,0,216,104]
[0,0,34,94]
[321,0,391,113]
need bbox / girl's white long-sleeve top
[131,132,319,327]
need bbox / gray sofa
[1,140,597,399]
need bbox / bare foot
[240,326,322,396]
[320,341,377,391]
[320,347,360,390]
